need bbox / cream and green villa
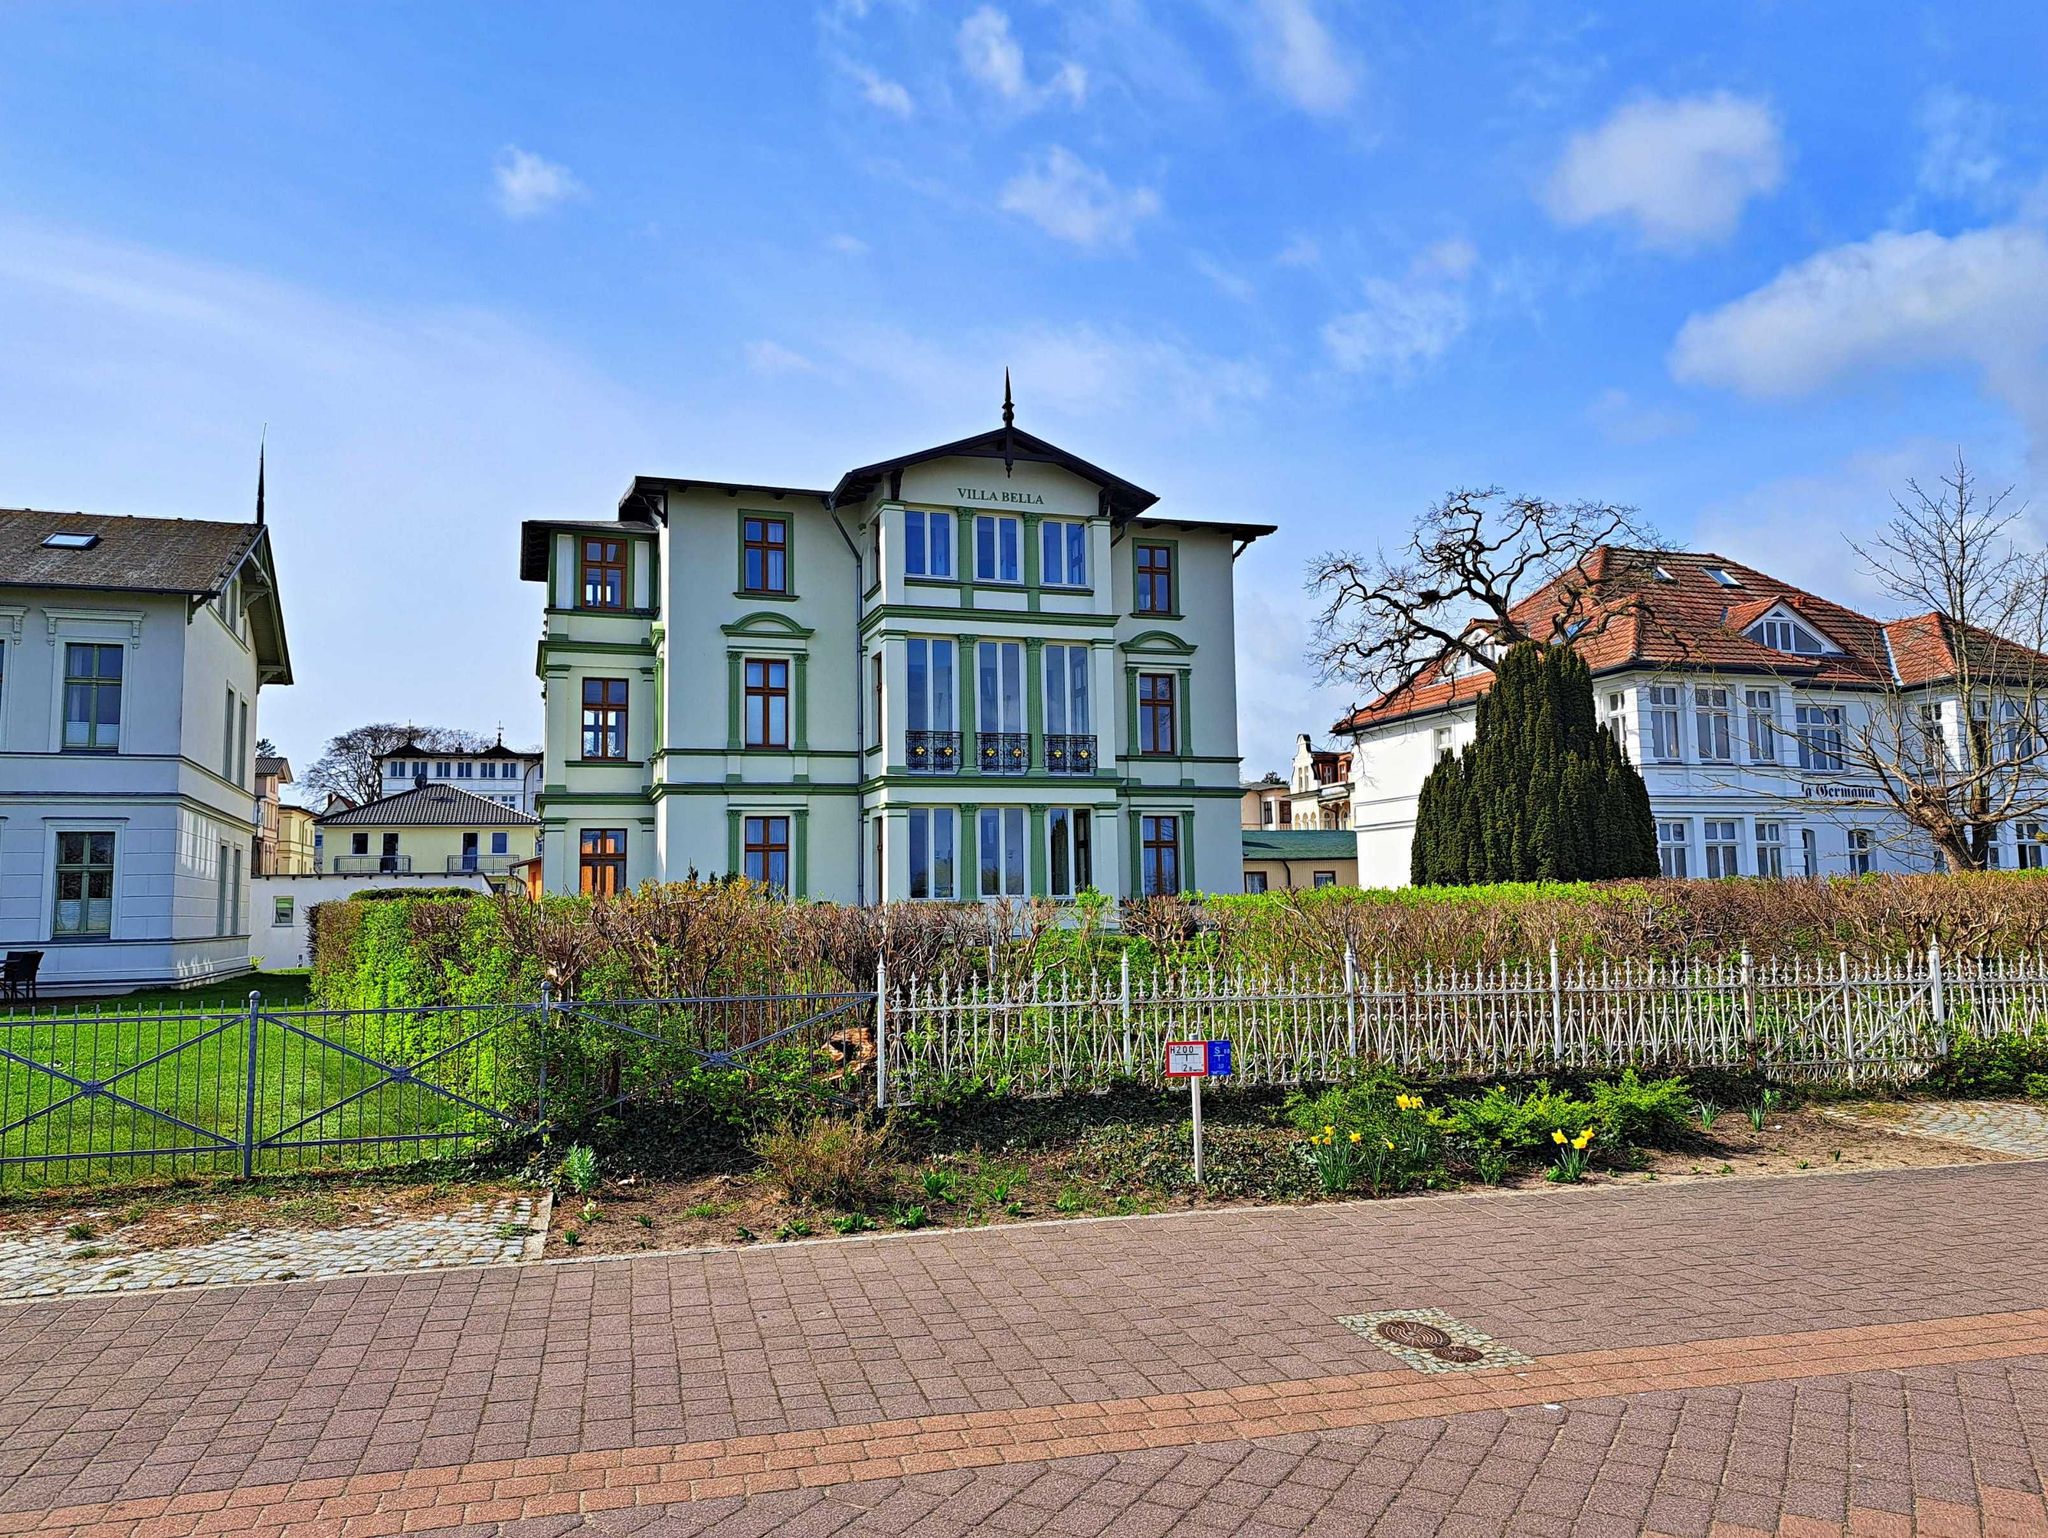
[518,399,1273,902]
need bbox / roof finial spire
[255,427,267,527]
[1002,367,1014,429]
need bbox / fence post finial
[875,955,889,1111]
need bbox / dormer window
[1706,566,1740,588]
[1748,616,1826,656]
[42,531,99,550]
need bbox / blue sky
[2,2,2045,780]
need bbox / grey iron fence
[877,944,2048,1104]
[0,986,876,1188]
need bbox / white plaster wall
[249,871,493,972]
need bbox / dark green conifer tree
[1407,641,1659,884]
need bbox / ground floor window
[53,831,114,937]
[1656,820,1689,880]
[744,816,791,893]
[907,808,957,900]
[1848,828,1872,876]
[1047,807,1092,898]
[978,807,1026,898]
[1245,870,1269,894]
[273,896,294,927]
[1801,828,1818,878]
[2018,821,2044,870]
[1141,814,1181,895]
[1703,819,1739,879]
[1755,821,1785,878]
[580,828,627,895]
[1313,870,1337,888]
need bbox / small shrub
[1432,1081,1595,1160]
[1925,1028,2048,1098]
[751,1117,895,1209]
[1304,1126,1364,1193]
[1473,1145,1511,1185]
[1587,1069,1692,1148]
[2026,1072,2048,1102]
[559,1144,600,1196]
[920,1167,960,1203]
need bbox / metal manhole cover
[1375,1319,1451,1350]
[1337,1309,1534,1374]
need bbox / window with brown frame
[1138,672,1178,755]
[579,538,627,609]
[1134,543,1174,614]
[741,516,789,595]
[744,658,791,749]
[1141,814,1181,896]
[580,677,628,760]
[743,815,791,893]
[579,828,627,896]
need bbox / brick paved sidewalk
[4,1163,2048,1536]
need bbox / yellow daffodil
[1348,1131,1363,1144]
[1580,1126,1593,1140]
[1382,1138,1395,1150]
[1324,1124,1336,1136]
[1551,1129,1567,1145]
[1572,1131,1592,1151]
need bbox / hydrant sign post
[1164,1040,1232,1182]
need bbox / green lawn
[0,969,314,1018]
[0,977,531,1190]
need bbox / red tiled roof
[1331,547,2025,734]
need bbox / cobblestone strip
[1825,1101,2048,1158]
[0,1197,537,1301]
[11,1305,2048,1537]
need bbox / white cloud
[1192,254,1256,302]
[826,232,870,256]
[998,147,1160,249]
[1586,388,1691,445]
[491,146,584,219]
[1239,0,1358,118]
[1916,88,2004,203]
[1544,92,1783,250]
[847,61,915,117]
[1411,236,1478,280]
[744,340,816,375]
[1274,234,1321,268]
[957,7,1086,109]
[1322,242,1480,377]
[1671,223,2048,475]
[1322,281,1468,375]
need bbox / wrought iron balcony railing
[1044,734,1097,774]
[906,730,962,773]
[976,731,1031,775]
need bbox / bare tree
[1833,455,2048,871]
[302,722,494,806]
[1309,487,1665,699]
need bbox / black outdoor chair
[0,951,43,1000]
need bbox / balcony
[445,855,519,875]
[328,855,412,874]
[1044,734,1097,775]
[976,731,1030,775]
[905,730,962,774]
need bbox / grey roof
[255,755,292,780]
[0,508,261,595]
[316,784,540,828]
[1241,830,1358,860]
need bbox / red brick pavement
[3,1162,2048,1535]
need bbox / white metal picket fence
[874,944,2048,1105]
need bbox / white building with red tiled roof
[1332,548,2047,886]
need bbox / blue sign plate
[1206,1040,1233,1076]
